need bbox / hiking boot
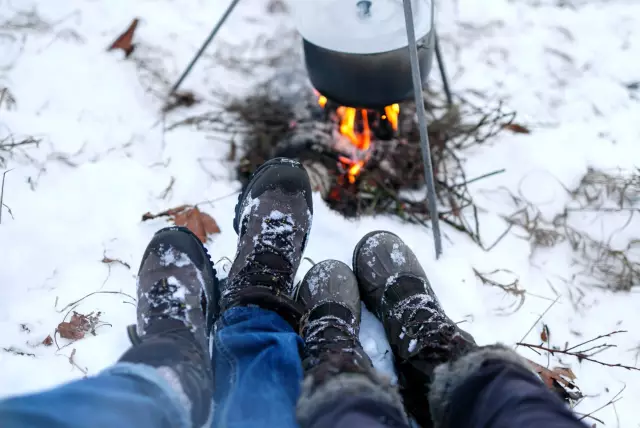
[296,260,407,427]
[352,230,476,428]
[121,226,216,428]
[296,260,372,373]
[223,157,313,329]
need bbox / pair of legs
[0,158,585,428]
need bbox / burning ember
[316,92,400,184]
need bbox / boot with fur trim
[296,260,407,427]
[352,231,477,428]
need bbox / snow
[160,245,191,267]
[1,0,639,426]
[389,243,406,266]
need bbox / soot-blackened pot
[293,0,435,109]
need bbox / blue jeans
[0,307,304,428]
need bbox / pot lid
[291,0,433,55]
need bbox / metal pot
[292,0,435,109]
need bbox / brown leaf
[552,366,576,381]
[526,358,578,389]
[173,206,220,243]
[541,324,550,342]
[57,321,85,340]
[142,205,220,242]
[107,18,139,57]
[57,311,102,341]
[101,256,131,269]
[503,123,531,134]
[42,335,53,346]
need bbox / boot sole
[232,157,307,234]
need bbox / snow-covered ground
[1,0,639,426]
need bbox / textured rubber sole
[232,157,306,235]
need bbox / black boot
[121,226,216,428]
[222,157,313,330]
[296,260,407,427]
[352,231,476,428]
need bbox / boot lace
[230,213,300,295]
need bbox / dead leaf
[42,335,53,346]
[503,123,531,134]
[57,321,85,340]
[101,256,131,269]
[107,18,139,57]
[173,206,221,243]
[57,311,102,340]
[552,366,576,381]
[142,205,220,243]
[162,91,199,113]
[541,324,550,342]
[526,358,580,399]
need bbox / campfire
[170,71,517,247]
[315,91,401,185]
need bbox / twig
[2,346,35,357]
[67,348,88,375]
[565,330,627,352]
[516,296,561,346]
[451,168,506,188]
[56,290,136,313]
[517,338,639,371]
[1,168,14,224]
[472,268,526,313]
[578,385,625,422]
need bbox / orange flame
[316,93,400,184]
[336,107,371,150]
[348,161,364,184]
[384,104,400,131]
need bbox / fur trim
[297,371,407,426]
[429,344,538,428]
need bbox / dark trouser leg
[429,346,586,428]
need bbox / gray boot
[222,157,313,329]
[352,231,477,428]
[295,260,407,426]
[121,226,215,428]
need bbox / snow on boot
[352,230,476,428]
[223,157,313,329]
[121,226,216,428]
[296,260,407,427]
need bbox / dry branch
[518,330,639,371]
[502,168,640,292]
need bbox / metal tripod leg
[434,31,453,107]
